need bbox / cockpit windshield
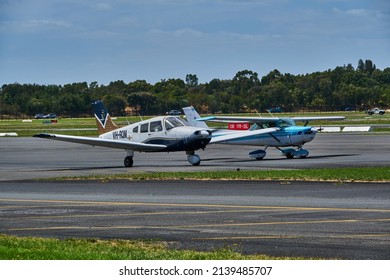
[279,118,296,127]
[250,118,296,130]
[165,117,186,130]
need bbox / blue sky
[1,0,389,85]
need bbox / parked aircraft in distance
[183,106,345,160]
[34,101,279,167]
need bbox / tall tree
[185,74,199,87]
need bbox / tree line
[1,59,389,118]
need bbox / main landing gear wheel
[124,156,133,167]
[286,152,294,159]
[249,149,267,160]
[187,154,201,166]
[281,148,309,159]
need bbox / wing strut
[268,132,281,143]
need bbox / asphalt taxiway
[0,134,389,259]
[1,133,390,180]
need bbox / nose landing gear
[186,151,201,166]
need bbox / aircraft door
[134,121,165,144]
[164,118,177,139]
[149,120,164,136]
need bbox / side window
[150,121,163,132]
[140,123,149,133]
[132,126,139,133]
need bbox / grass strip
[55,167,390,182]
[0,235,305,260]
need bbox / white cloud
[29,19,72,28]
[93,3,113,10]
[346,9,369,16]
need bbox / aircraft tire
[124,156,134,167]
[286,153,294,159]
[187,154,201,166]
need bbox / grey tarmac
[0,133,390,180]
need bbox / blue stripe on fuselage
[144,137,211,152]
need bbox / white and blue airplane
[183,106,345,160]
[34,101,280,167]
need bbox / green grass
[54,167,390,182]
[0,235,304,260]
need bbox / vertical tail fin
[182,106,209,128]
[92,100,118,134]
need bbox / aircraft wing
[291,116,345,122]
[33,133,167,151]
[198,115,345,123]
[209,128,279,144]
[197,116,278,123]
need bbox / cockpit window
[250,122,277,130]
[140,123,148,133]
[250,118,295,130]
[165,117,186,130]
[278,118,296,127]
[150,120,163,132]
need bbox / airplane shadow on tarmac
[203,154,358,163]
[43,154,359,171]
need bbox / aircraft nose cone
[193,129,210,138]
[200,130,210,138]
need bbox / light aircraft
[33,101,277,167]
[183,106,345,160]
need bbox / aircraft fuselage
[99,116,211,152]
[211,125,316,147]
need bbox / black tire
[286,153,294,159]
[124,156,133,167]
